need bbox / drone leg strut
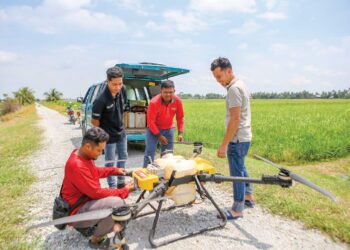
[148,180,227,248]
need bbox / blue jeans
[143,128,174,167]
[227,141,253,212]
[104,134,128,188]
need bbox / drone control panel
[132,169,159,191]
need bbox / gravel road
[26,104,348,250]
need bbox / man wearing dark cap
[92,66,128,189]
[143,80,185,167]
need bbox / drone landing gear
[112,206,132,250]
[135,178,227,248]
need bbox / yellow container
[193,157,216,174]
[132,168,159,191]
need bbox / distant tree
[178,92,193,99]
[44,88,63,101]
[0,93,21,115]
[193,94,203,99]
[205,93,224,99]
[251,89,349,99]
[13,87,36,105]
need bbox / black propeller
[253,155,336,202]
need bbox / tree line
[0,87,63,116]
[178,88,350,99]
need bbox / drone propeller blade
[253,154,283,171]
[253,154,336,202]
[28,191,192,231]
[288,172,336,202]
[28,208,113,230]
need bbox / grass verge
[0,105,42,249]
[41,100,80,115]
[174,144,350,244]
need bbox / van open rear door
[115,62,190,81]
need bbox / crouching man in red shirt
[61,127,134,249]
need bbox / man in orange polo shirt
[143,80,184,167]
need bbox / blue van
[78,62,190,142]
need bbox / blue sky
[0,0,349,98]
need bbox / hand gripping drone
[29,142,336,250]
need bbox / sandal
[217,208,243,220]
[88,236,111,249]
[244,200,255,208]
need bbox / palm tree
[44,88,63,101]
[13,87,36,105]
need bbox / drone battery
[132,168,159,190]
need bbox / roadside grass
[41,100,80,115]
[0,105,41,249]
[174,144,350,244]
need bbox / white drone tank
[154,154,197,205]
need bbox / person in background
[92,66,128,189]
[143,80,184,167]
[210,57,254,220]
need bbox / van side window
[83,87,92,103]
[135,86,148,101]
[126,85,137,101]
[91,85,101,103]
[144,87,150,101]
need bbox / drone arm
[198,174,292,188]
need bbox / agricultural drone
[29,142,336,250]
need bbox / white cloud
[286,61,296,69]
[190,0,256,13]
[304,64,343,77]
[114,38,202,50]
[306,39,344,55]
[43,0,91,10]
[258,11,287,21]
[270,43,289,54]
[229,20,260,35]
[133,31,145,38]
[163,10,207,32]
[104,59,119,68]
[0,50,17,63]
[64,9,127,31]
[265,0,277,10]
[238,43,248,50]
[290,75,311,86]
[118,0,149,16]
[0,1,127,34]
[145,21,170,32]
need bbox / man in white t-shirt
[211,57,254,220]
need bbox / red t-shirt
[147,94,184,135]
[61,150,129,215]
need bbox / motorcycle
[66,106,76,125]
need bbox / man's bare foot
[231,209,243,217]
[245,194,254,201]
[113,223,122,233]
[90,235,103,244]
